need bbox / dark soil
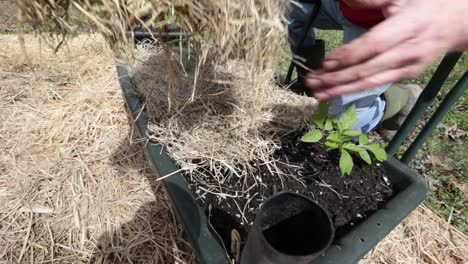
[185,130,393,252]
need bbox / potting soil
[186,130,393,250]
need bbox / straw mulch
[0,34,195,263]
[361,205,468,264]
[1,35,467,263]
[130,44,317,187]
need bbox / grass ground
[280,29,467,234]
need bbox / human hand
[306,0,468,101]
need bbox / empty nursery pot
[240,192,334,264]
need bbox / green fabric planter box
[116,65,428,264]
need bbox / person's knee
[327,94,386,132]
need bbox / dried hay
[16,0,287,71]
[130,44,317,195]
[362,205,468,264]
[0,34,195,263]
[0,34,467,264]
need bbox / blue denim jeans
[288,0,389,132]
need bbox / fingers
[305,0,449,101]
[323,12,417,72]
[307,39,423,89]
[310,64,424,101]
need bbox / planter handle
[241,192,334,264]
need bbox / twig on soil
[232,199,248,225]
[207,205,231,259]
[242,192,258,224]
[198,186,240,199]
[316,180,348,199]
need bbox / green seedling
[301,102,387,176]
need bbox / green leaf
[325,140,339,148]
[311,102,329,129]
[341,104,358,129]
[329,116,343,132]
[301,129,323,143]
[335,118,344,133]
[326,132,340,143]
[343,129,362,136]
[343,143,364,152]
[364,144,388,162]
[359,134,369,145]
[341,136,353,142]
[358,150,372,164]
[339,149,353,176]
[329,116,339,124]
[324,119,333,131]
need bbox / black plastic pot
[116,65,428,264]
[241,192,334,264]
